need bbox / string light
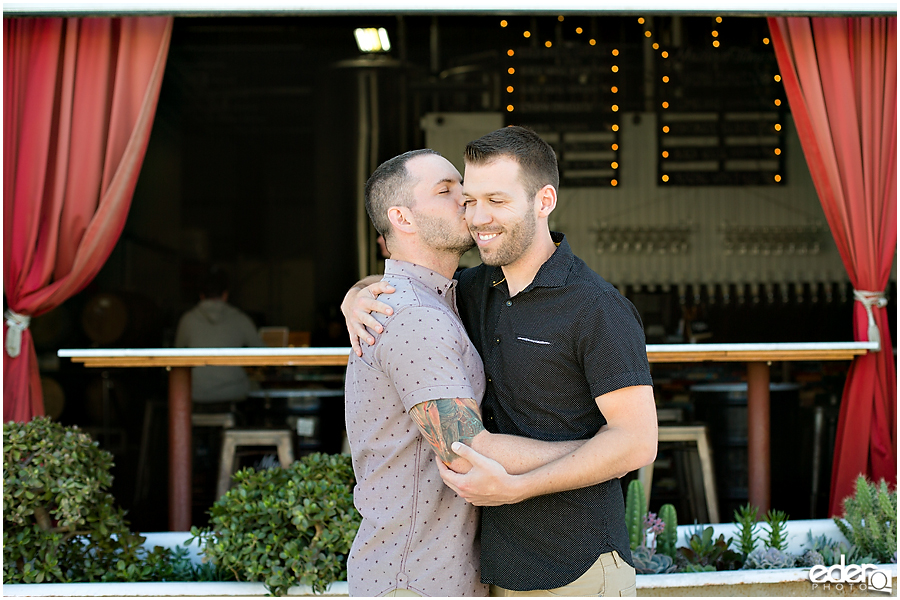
[774,148,782,155]
[612,49,619,56]
[612,65,619,73]
[612,124,619,132]
[500,19,508,27]
[716,16,723,23]
[611,179,618,187]
[661,50,668,58]
[662,125,670,133]
[576,27,583,34]
[774,99,782,106]
[652,43,659,50]
[645,30,652,38]
[763,37,770,44]
[508,67,515,74]
[638,17,645,24]
[558,15,564,21]
[611,86,618,93]
[612,143,619,151]
[545,41,552,48]
[661,101,669,109]
[661,75,669,83]
[589,39,596,46]
[662,174,670,182]
[774,174,782,182]
[661,150,669,158]
[612,104,619,112]
[774,123,782,131]
[611,161,619,169]
[712,30,719,37]
[523,30,531,38]
[713,40,720,48]
[507,49,515,56]
[507,104,514,112]
[506,85,514,93]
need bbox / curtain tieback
[852,290,888,351]
[4,309,31,358]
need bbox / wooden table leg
[747,361,770,514]
[168,367,192,531]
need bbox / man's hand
[437,442,526,506]
[340,281,396,356]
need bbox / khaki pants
[490,550,636,597]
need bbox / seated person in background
[175,268,263,416]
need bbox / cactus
[625,479,646,550]
[742,547,796,569]
[658,504,678,559]
[834,476,898,564]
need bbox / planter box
[5,520,895,597]
[637,519,897,597]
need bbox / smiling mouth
[474,232,500,242]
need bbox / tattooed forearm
[409,397,486,465]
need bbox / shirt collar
[384,259,457,297]
[488,231,573,291]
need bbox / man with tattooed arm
[344,149,586,597]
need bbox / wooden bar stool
[216,429,295,499]
[638,424,720,523]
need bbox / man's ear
[387,206,416,234]
[535,184,557,219]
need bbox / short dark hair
[200,268,229,298]
[464,126,559,200]
[365,149,441,240]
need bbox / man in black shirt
[343,126,657,596]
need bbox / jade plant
[3,417,201,584]
[833,475,897,564]
[188,452,361,596]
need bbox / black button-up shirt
[456,232,653,591]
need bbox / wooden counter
[59,341,876,530]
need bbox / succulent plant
[632,546,678,574]
[678,526,742,571]
[742,547,796,569]
[762,509,790,551]
[795,549,825,568]
[625,479,647,550]
[657,504,678,559]
[733,503,761,558]
[834,475,897,564]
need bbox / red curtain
[3,17,173,422]
[768,17,897,515]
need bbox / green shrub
[3,417,199,583]
[188,452,361,596]
[834,475,897,564]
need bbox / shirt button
[506,300,512,307]
[495,337,500,344]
